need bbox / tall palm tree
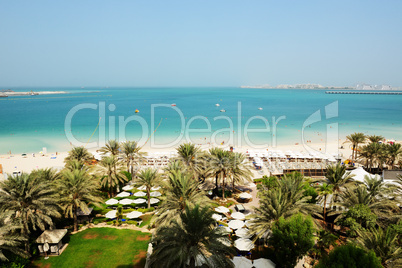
[386,143,402,169]
[324,164,355,204]
[317,183,333,224]
[0,173,61,254]
[58,169,102,231]
[150,204,235,268]
[356,226,402,267]
[208,148,231,199]
[229,152,253,191]
[367,135,384,144]
[346,132,366,161]
[0,212,28,261]
[100,139,120,156]
[120,140,145,176]
[359,143,386,171]
[94,155,126,197]
[156,170,209,226]
[176,143,202,180]
[249,172,320,241]
[65,146,93,163]
[136,168,161,209]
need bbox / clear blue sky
[1,0,401,87]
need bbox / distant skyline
[1,0,401,87]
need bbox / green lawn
[32,228,150,268]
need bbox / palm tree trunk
[147,189,151,209]
[74,204,78,232]
[222,174,226,200]
[323,195,327,224]
[22,217,30,255]
[352,145,356,161]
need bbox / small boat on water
[135,109,139,113]
[220,109,226,112]
[258,107,263,110]
[171,103,176,106]
[215,103,220,107]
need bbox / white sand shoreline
[0,140,353,175]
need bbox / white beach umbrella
[151,186,161,191]
[234,238,254,251]
[253,258,276,268]
[212,213,223,221]
[235,228,250,238]
[232,256,253,268]
[215,206,230,214]
[119,198,134,205]
[134,191,147,197]
[239,192,252,199]
[122,185,134,191]
[105,198,119,205]
[133,198,147,204]
[126,211,143,219]
[116,191,130,197]
[150,191,162,197]
[149,198,160,204]
[228,220,245,230]
[231,212,246,220]
[104,210,117,219]
[137,185,147,191]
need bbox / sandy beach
[0,139,353,175]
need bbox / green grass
[32,228,150,268]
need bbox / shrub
[315,244,382,268]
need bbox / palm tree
[367,135,384,144]
[346,132,366,161]
[356,226,402,267]
[100,139,120,156]
[176,143,202,179]
[229,152,253,191]
[136,168,161,209]
[208,148,231,199]
[335,186,398,223]
[65,146,93,163]
[57,168,102,231]
[364,175,392,200]
[120,140,145,176]
[386,143,402,169]
[249,172,320,241]
[64,159,87,171]
[0,212,28,261]
[317,183,333,224]
[0,173,61,254]
[324,164,355,204]
[155,170,209,226]
[94,155,126,197]
[150,204,235,268]
[30,168,61,183]
[163,160,185,176]
[359,143,386,171]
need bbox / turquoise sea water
[0,87,401,154]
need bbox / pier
[326,91,402,95]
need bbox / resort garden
[0,135,401,268]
